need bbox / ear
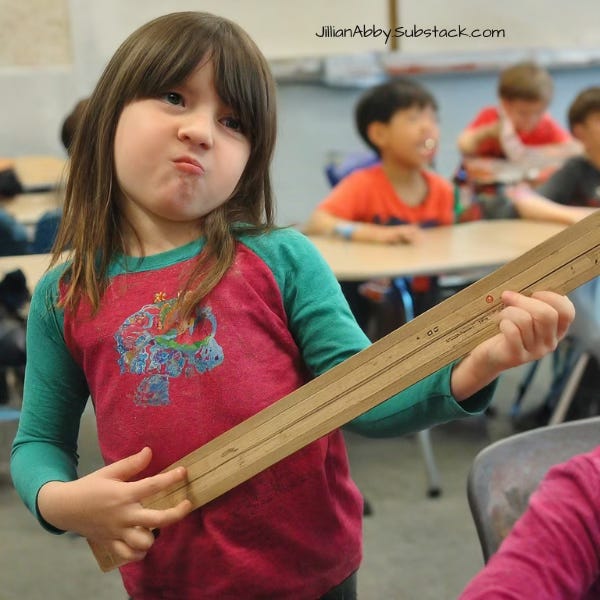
[571,122,585,142]
[366,121,388,150]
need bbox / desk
[12,155,66,191]
[0,220,565,291]
[0,253,53,288]
[308,220,565,281]
[0,192,60,225]
[461,157,561,186]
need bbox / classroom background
[1,2,600,598]
[2,0,600,226]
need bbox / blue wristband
[333,222,357,240]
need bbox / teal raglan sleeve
[245,228,495,438]
[10,266,90,531]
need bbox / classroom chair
[31,208,62,254]
[0,269,29,407]
[324,150,379,188]
[466,416,600,562]
[511,337,598,430]
[0,406,20,475]
[0,210,30,256]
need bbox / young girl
[10,12,575,600]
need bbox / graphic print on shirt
[114,294,224,406]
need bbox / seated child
[0,209,30,256]
[455,62,580,221]
[508,87,600,367]
[306,78,454,329]
[457,61,578,163]
[31,98,89,253]
[536,86,600,209]
[60,98,89,153]
[308,78,453,241]
[0,164,23,197]
[459,444,600,600]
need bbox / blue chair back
[324,151,380,187]
[0,210,30,256]
[31,209,61,254]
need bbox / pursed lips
[173,156,205,176]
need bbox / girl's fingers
[98,446,153,482]
[499,306,537,353]
[140,499,194,531]
[495,289,579,364]
[502,290,573,327]
[129,466,188,501]
[121,525,156,552]
[531,290,575,339]
[106,538,148,564]
[497,318,529,361]
[500,291,564,349]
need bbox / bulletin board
[0,0,71,67]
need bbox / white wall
[400,0,600,53]
[0,0,390,156]
[1,1,599,227]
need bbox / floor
[0,363,549,600]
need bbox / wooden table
[0,220,566,290]
[12,155,66,191]
[0,253,54,288]
[0,192,61,225]
[308,220,565,281]
[461,156,566,186]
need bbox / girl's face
[113,59,251,255]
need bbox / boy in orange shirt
[306,78,454,330]
[308,78,454,243]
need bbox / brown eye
[162,92,183,106]
[221,116,243,132]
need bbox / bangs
[211,39,273,145]
[114,12,272,146]
[119,15,214,101]
[390,81,437,112]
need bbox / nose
[177,110,214,148]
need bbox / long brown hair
[53,12,277,321]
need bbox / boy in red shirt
[454,62,580,222]
[457,61,578,162]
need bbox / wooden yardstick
[91,211,600,571]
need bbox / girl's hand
[38,447,193,563]
[498,106,526,162]
[451,291,575,401]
